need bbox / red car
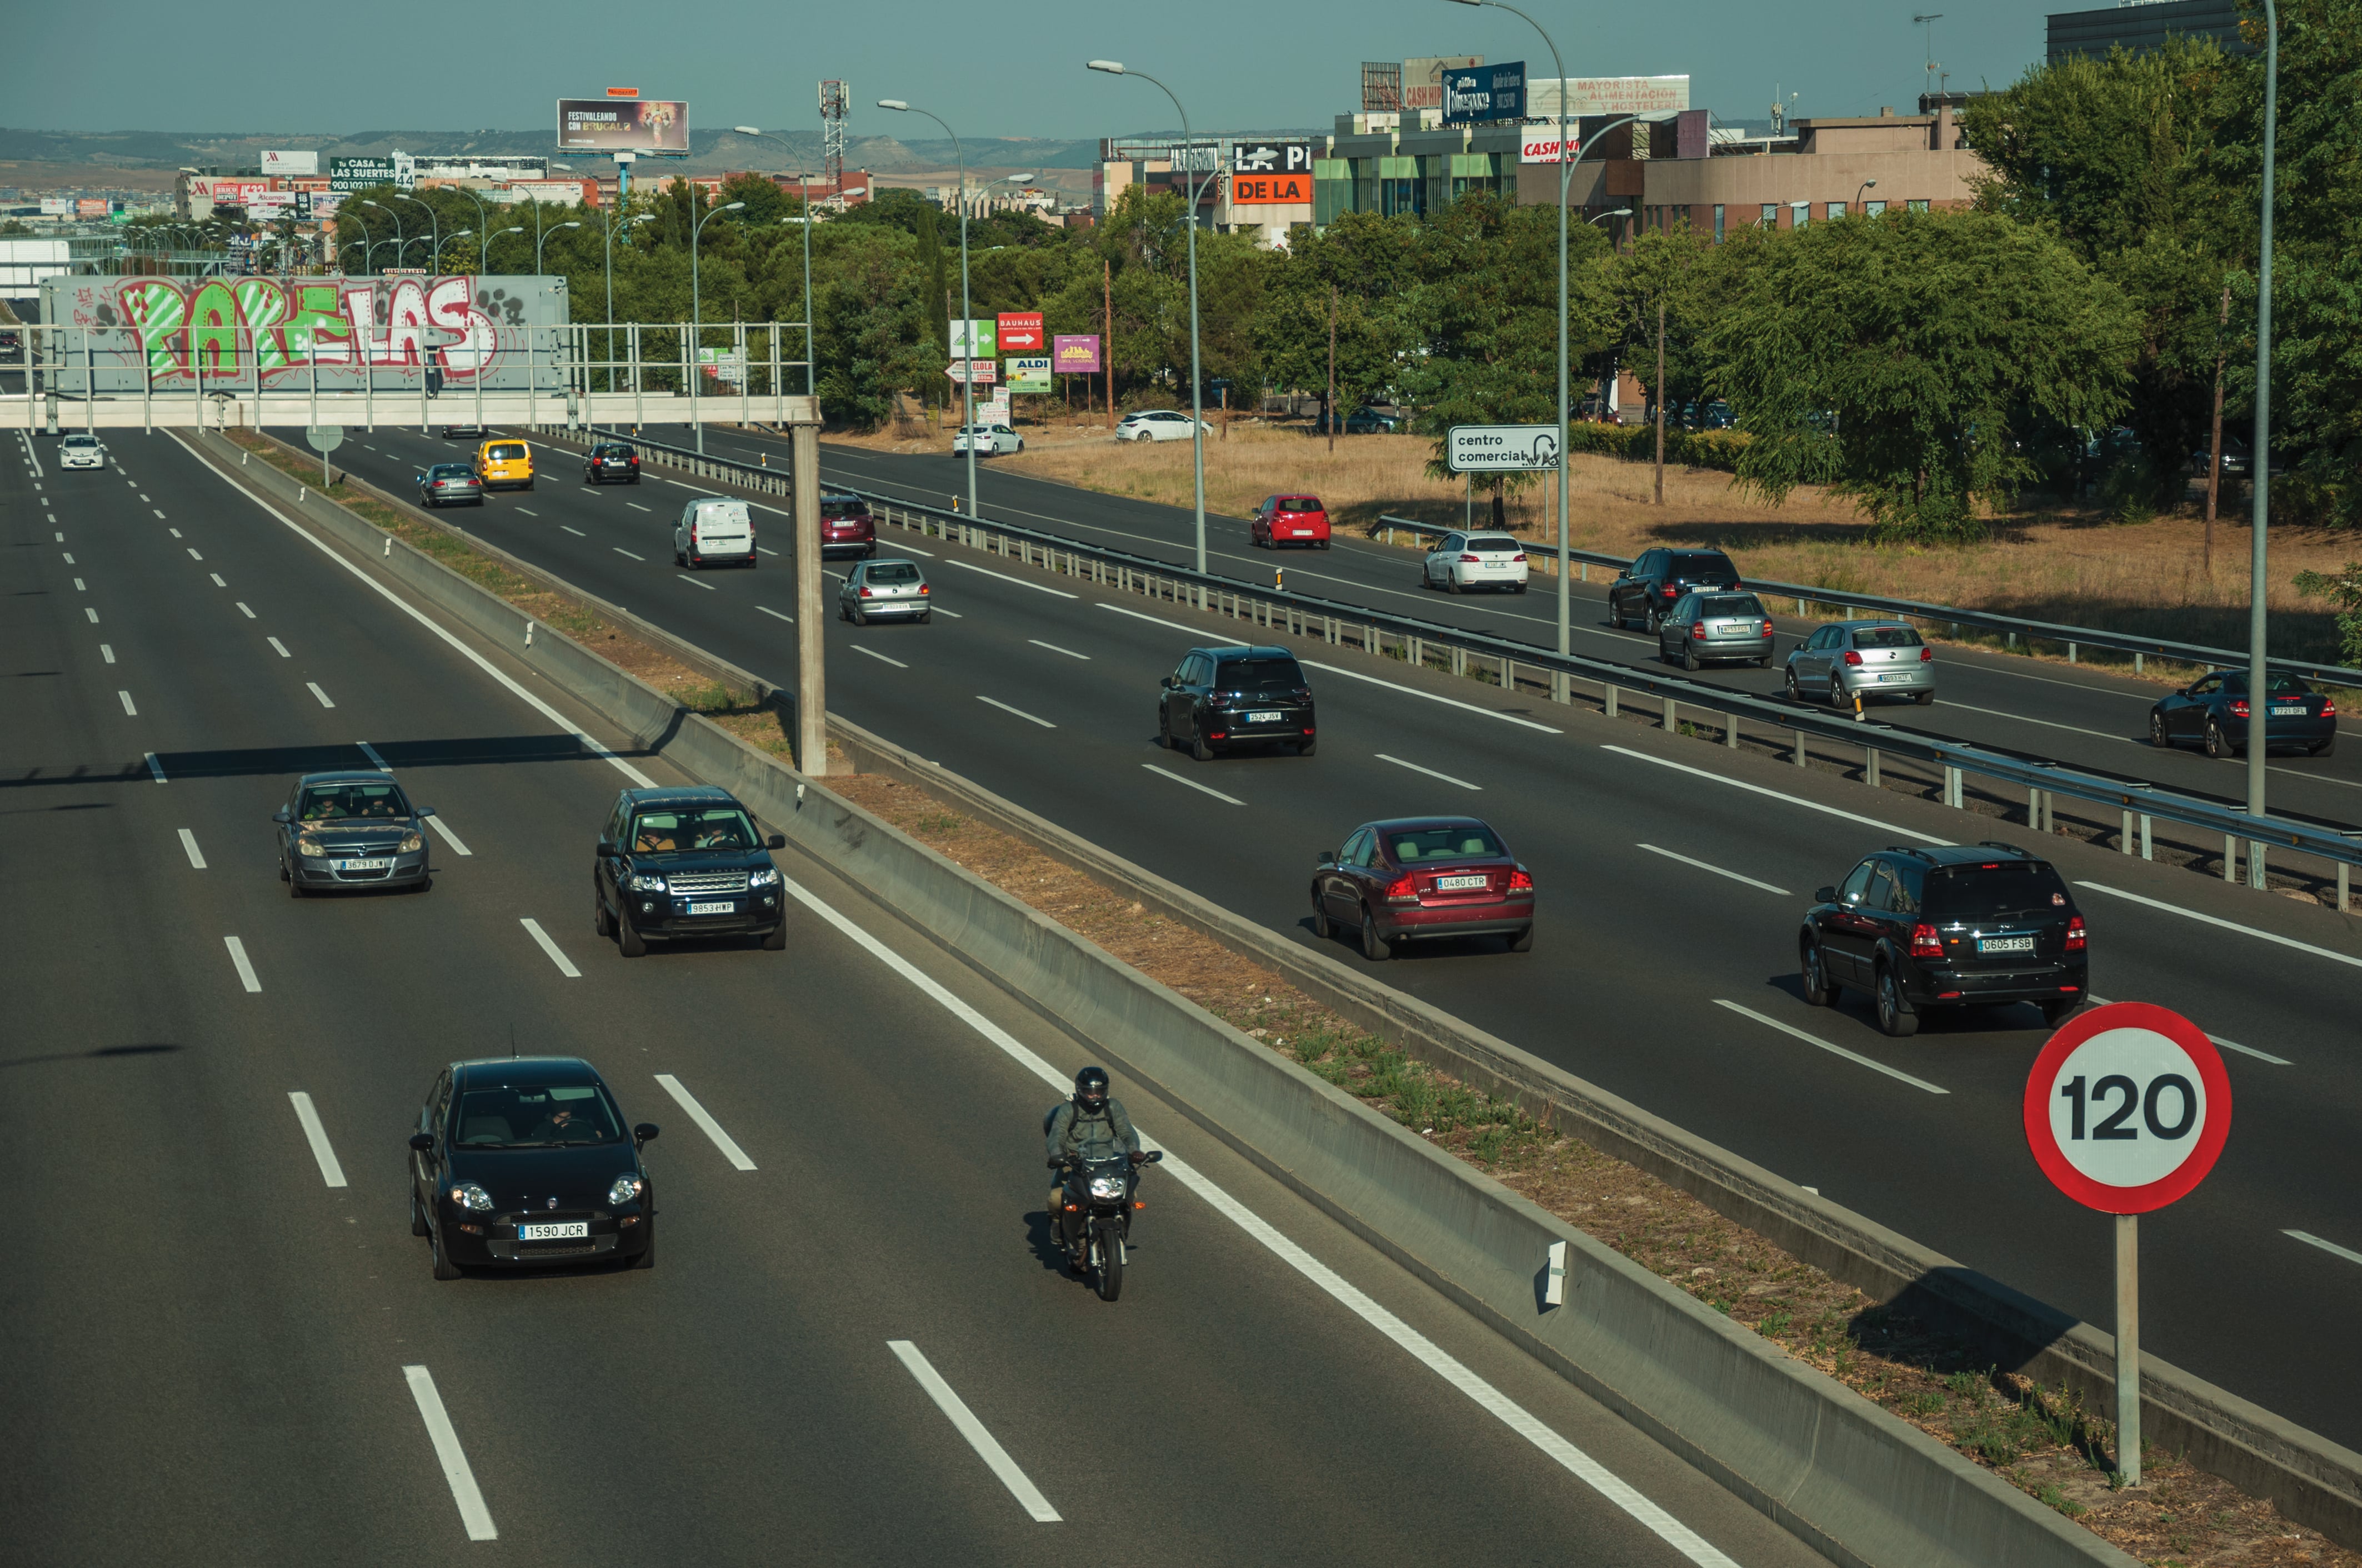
[820,491,877,558]
[1310,816,1535,960]
[1252,494,1332,549]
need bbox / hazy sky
[17,0,2061,139]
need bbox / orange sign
[607,87,639,97]
[1230,172,1312,206]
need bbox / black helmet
[1073,1066,1110,1114]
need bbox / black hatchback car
[593,786,789,957]
[2149,670,2336,759]
[1158,645,1317,759]
[408,1056,659,1279]
[584,440,642,484]
[1609,548,1744,634]
[1799,843,2087,1038]
[273,770,436,895]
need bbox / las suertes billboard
[558,98,689,153]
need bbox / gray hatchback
[1785,619,1935,708]
[1658,591,1773,669]
[837,558,931,624]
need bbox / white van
[674,497,755,569]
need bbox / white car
[674,497,756,569]
[1422,531,1530,594]
[1115,409,1209,443]
[952,423,1023,456]
[59,433,107,470]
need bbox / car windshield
[630,806,757,853]
[1671,553,1738,579]
[64,435,98,447]
[2223,673,2311,697]
[428,464,472,479]
[1215,657,1305,692]
[820,497,868,518]
[1388,825,1505,862]
[1923,860,2072,919]
[453,1083,623,1148]
[595,444,634,458]
[298,782,411,821]
[486,443,527,460]
[867,562,922,584]
[1854,625,1924,649]
[1467,536,1522,553]
[1700,594,1765,618]
[1277,497,1322,512]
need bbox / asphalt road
[286,419,2362,1456]
[2,427,1829,1567]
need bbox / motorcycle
[1055,1148,1163,1301]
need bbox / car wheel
[1192,729,1214,764]
[2313,734,2336,758]
[762,922,787,951]
[1785,667,1804,703]
[631,474,641,485]
[1297,737,1317,758]
[2039,997,2081,1028]
[618,914,647,959]
[1321,539,1333,551]
[1510,579,1523,591]
[853,605,869,627]
[431,1221,463,1281]
[1157,708,1174,750]
[918,612,932,625]
[629,1219,655,1269]
[1644,608,1661,635]
[2204,719,2230,759]
[288,871,307,899]
[1831,676,1849,710]
[2149,712,2171,748]
[1800,939,1837,1006]
[413,875,433,894]
[593,888,614,937]
[1913,689,1935,707]
[1508,924,1534,953]
[1311,895,1333,941]
[1683,642,1701,672]
[1359,904,1391,961]
[411,1186,431,1238]
[1874,964,1919,1039]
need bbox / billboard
[1229,141,1313,205]
[1526,76,1692,119]
[41,198,73,216]
[1402,56,1483,112]
[329,156,411,192]
[1519,133,1580,164]
[1005,356,1051,394]
[1052,334,1101,374]
[996,311,1044,353]
[77,199,111,218]
[1443,61,1525,124]
[557,98,689,153]
[945,360,997,385]
[262,149,319,177]
[949,318,996,358]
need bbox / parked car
[673,497,755,569]
[1341,405,1403,435]
[417,463,484,508]
[953,423,1024,455]
[2149,670,2336,758]
[583,440,640,484]
[1421,531,1530,594]
[273,770,436,895]
[1784,619,1935,709]
[407,1055,658,1278]
[593,785,789,956]
[1115,409,1208,443]
[58,432,106,470]
[819,491,877,558]
[839,558,931,624]
[1312,816,1535,960]
[1250,494,1332,549]
[1607,548,1743,632]
[1658,591,1774,669]
[1798,843,2088,1038]
[473,437,533,491]
[1158,644,1317,759]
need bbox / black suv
[1609,548,1743,634]
[1799,843,2088,1038]
[584,441,641,484]
[593,786,789,957]
[1158,644,1317,759]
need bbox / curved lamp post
[1590,207,1632,226]
[878,99,981,513]
[392,192,438,274]
[437,229,474,273]
[689,199,744,452]
[536,218,582,275]
[361,200,409,267]
[602,210,657,394]
[1855,177,1878,213]
[734,127,819,400]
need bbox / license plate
[685,900,737,915]
[1248,710,1283,723]
[1434,874,1490,891]
[332,858,393,871]
[2271,705,2305,716]
[1978,936,2035,954]
[517,1222,588,1240]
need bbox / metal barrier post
[1793,729,1808,767]
[1726,713,1740,750]
[1604,684,1617,719]
[1553,670,1569,705]
[1945,765,1963,809]
[2140,815,2153,859]
[1662,695,1676,732]
[2121,808,2135,854]
[2340,859,2350,913]
[1865,748,1880,789]
[2223,835,2238,882]
[2249,841,2268,890]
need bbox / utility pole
[1654,300,1668,505]
[2204,280,2230,574]
[1327,284,1338,455]
[2245,0,2280,889]
[1104,257,1114,428]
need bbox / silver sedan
[1785,619,1935,708]
[838,558,931,624]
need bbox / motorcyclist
[1045,1066,1143,1241]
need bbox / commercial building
[2046,0,2252,61]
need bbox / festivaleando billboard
[558,98,689,153]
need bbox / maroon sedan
[1310,816,1534,960]
[820,491,877,558]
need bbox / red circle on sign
[2023,1001,2231,1214]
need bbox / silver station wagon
[838,558,931,625]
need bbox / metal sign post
[305,424,345,486]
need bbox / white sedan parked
[59,433,107,470]
[1115,409,1210,443]
[952,423,1024,455]
[1422,531,1531,594]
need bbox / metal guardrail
[577,425,2361,900]
[1377,513,2362,689]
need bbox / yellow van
[474,438,534,492]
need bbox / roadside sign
[2025,1001,2230,1214]
[996,312,1044,353]
[304,426,344,453]
[1005,356,1051,394]
[1448,423,1560,473]
[945,360,998,385]
[949,319,996,357]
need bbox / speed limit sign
[2023,1000,2232,1213]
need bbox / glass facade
[1713,204,1725,242]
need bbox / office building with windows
[2046,1,2252,62]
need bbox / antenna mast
[818,79,849,197]
[1913,13,1945,101]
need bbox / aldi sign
[1005,356,1052,394]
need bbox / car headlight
[608,1173,645,1206]
[296,835,327,858]
[398,831,424,853]
[1088,1175,1125,1199]
[749,868,779,887]
[629,873,667,893]
[448,1183,494,1213]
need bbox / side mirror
[2174,686,2191,697]
[1316,850,1335,868]
[766,833,786,850]
[1140,1150,1164,1165]
[1814,886,1836,904]
[1159,676,1173,689]
[408,1132,434,1153]
[634,1123,660,1146]
[596,838,617,858]
[272,809,292,824]
[416,806,435,818]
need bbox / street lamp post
[733,128,818,400]
[535,217,582,275]
[879,99,980,515]
[604,211,656,394]
[392,192,438,274]
[2246,0,2280,887]
[1855,178,1879,213]
[362,200,406,267]
[1088,60,1209,577]
[438,229,474,274]
[689,199,745,453]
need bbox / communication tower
[819,79,849,193]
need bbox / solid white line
[1097,601,1223,637]
[930,606,963,618]
[1376,753,1480,791]
[425,814,472,855]
[357,741,392,770]
[2286,1230,2362,1269]
[758,605,793,624]
[178,828,207,869]
[653,1074,758,1170]
[2075,881,2362,973]
[890,542,935,557]
[101,644,115,664]
[758,545,779,556]
[948,558,1079,599]
[21,432,39,477]
[146,752,166,784]
[1715,1000,1949,1095]
[614,547,645,560]
[853,645,908,668]
[888,1341,1063,1522]
[307,682,336,709]
[519,918,581,978]
[117,689,137,715]
[1604,745,1957,845]
[2095,995,2303,1066]
[288,1091,347,1188]
[977,695,1055,728]
[561,525,587,537]
[402,1366,499,1541]
[236,601,256,618]
[267,636,291,658]
[1637,843,1788,895]
[224,936,262,993]
[1143,762,1245,805]
[1305,658,1565,734]
[770,873,1741,1564]
[1028,638,1090,660]
[676,574,716,590]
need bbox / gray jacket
[1045,1098,1141,1165]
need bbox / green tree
[1254,210,1420,428]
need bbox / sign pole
[2116,1213,2140,1486]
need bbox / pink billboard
[1053,334,1102,374]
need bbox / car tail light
[1760,620,1774,634]
[1843,650,1864,666]
[2230,699,2250,718]
[859,587,873,598]
[1460,553,1480,563]
[1512,553,1527,563]
[2065,915,2086,953]
[1920,646,1934,662]
[1383,873,1419,904]
[1508,869,1533,891]
[1660,584,1678,597]
[918,584,930,594]
[2325,698,2338,718]
[1910,922,1943,959]
[1691,623,1707,639]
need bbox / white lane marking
[425,815,472,856]
[519,918,581,978]
[1939,697,2127,744]
[653,1074,758,1170]
[1028,638,1090,660]
[117,689,137,715]
[101,644,115,664]
[85,608,99,624]
[1605,745,1958,846]
[625,502,652,513]
[139,493,152,502]
[1715,1000,1949,1095]
[823,569,849,582]
[675,574,716,591]
[187,548,203,561]
[1637,843,1790,895]
[357,741,392,770]
[73,578,86,592]
[171,433,657,788]
[1143,762,1245,805]
[401,1366,499,1541]
[224,936,262,993]
[2074,881,2362,973]
[267,637,292,658]
[307,682,336,709]
[514,508,537,517]
[178,829,207,869]
[889,542,936,557]
[288,1091,347,1188]
[931,607,963,618]
[777,871,1742,1565]
[1306,658,1565,735]
[2098,995,2303,1066]
[153,508,166,519]
[169,528,182,539]
[61,551,73,564]
[561,525,587,537]
[1376,753,1480,791]
[614,547,645,560]
[145,752,166,784]
[758,605,794,624]
[209,573,226,587]
[758,545,780,556]
[853,645,908,669]
[236,601,256,618]
[977,694,1055,728]
[21,433,39,477]
[2287,1230,2362,1269]
[948,558,1079,599]
[1098,603,1225,637]
[888,1341,1063,1522]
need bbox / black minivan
[1157,644,1317,759]
[1799,843,2087,1037]
[593,786,790,957]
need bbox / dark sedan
[1312,816,1534,960]
[2149,670,2336,758]
[1658,590,1774,669]
[273,770,435,894]
[437,419,489,439]
[1158,644,1317,759]
[594,785,790,956]
[408,1056,658,1278]
[417,463,484,508]
[584,440,641,484]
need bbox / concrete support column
[794,423,826,777]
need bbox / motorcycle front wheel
[1095,1223,1125,1303]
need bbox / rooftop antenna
[1913,13,1944,101]
[818,79,849,196]
[510,1023,518,1059]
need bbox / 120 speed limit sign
[2023,1001,2232,1213]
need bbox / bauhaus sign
[997,312,1045,353]
[1230,142,1313,206]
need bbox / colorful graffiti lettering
[85,276,503,382]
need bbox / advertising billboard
[262,149,319,177]
[1228,141,1313,205]
[329,156,411,192]
[945,359,997,384]
[1052,334,1101,374]
[1442,61,1525,124]
[41,198,73,216]
[76,199,111,218]
[949,318,996,358]
[1519,133,1580,164]
[996,311,1044,353]
[1526,76,1692,119]
[1005,357,1051,394]
[1402,56,1483,112]
[557,98,689,153]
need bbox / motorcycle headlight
[607,1173,644,1206]
[748,868,779,887]
[398,831,424,853]
[1088,1175,1125,1200]
[296,835,327,858]
[629,873,667,893]
[448,1183,494,1213]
